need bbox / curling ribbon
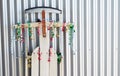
[69,24,75,45]
[28,22,32,38]
[20,24,25,43]
[37,48,42,61]
[16,23,21,40]
[47,21,53,30]
[50,26,55,40]
[48,48,52,62]
[57,52,62,64]
[37,23,40,35]
[62,22,66,32]
[48,57,51,62]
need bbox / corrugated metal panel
[0,0,119,76]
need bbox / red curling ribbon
[37,48,42,61]
[62,22,66,32]
[48,57,51,62]
[49,48,52,56]
[47,26,50,30]
[47,21,53,30]
[50,45,53,48]
[38,56,41,60]
[48,48,52,62]
[37,52,40,55]
[50,37,53,41]
[37,23,41,35]
[37,51,42,55]
[38,52,42,61]
[21,24,25,33]
[37,27,40,35]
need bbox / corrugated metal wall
[0,0,120,76]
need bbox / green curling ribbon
[57,52,62,64]
[50,27,55,38]
[53,22,56,28]
[28,22,32,37]
[69,24,75,45]
[52,32,54,37]
[16,23,21,40]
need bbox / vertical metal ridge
[56,0,60,76]
[56,27,60,76]
[118,0,120,75]
[111,0,114,76]
[63,0,66,22]
[21,0,25,23]
[7,0,12,76]
[49,0,52,7]
[84,0,87,76]
[16,36,19,76]
[35,0,39,47]
[63,0,67,76]
[0,0,4,76]
[56,0,59,21]
[14,0,17,24]
[56,0,59,9]
[21,1,25,76]
[1,21,5,76]
[35,0,38,7]
[27,1,32,75]
[42,0,45,6]
[104,0,107,76]
[28,0,32,53]
[70,0,73,75]
[97,0,100,76]
[14,0,19,76]
[35,0,38,21]
[91,0,94,76]
[77,0,80,76]
[70,0,73,23]
[3,0,10,76]
[28,0,31,22]
[56,0,59,8]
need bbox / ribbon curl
[28,22,32,39]
[16,23,21,40]
[57,52,62,64]
[69,24,75,45]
